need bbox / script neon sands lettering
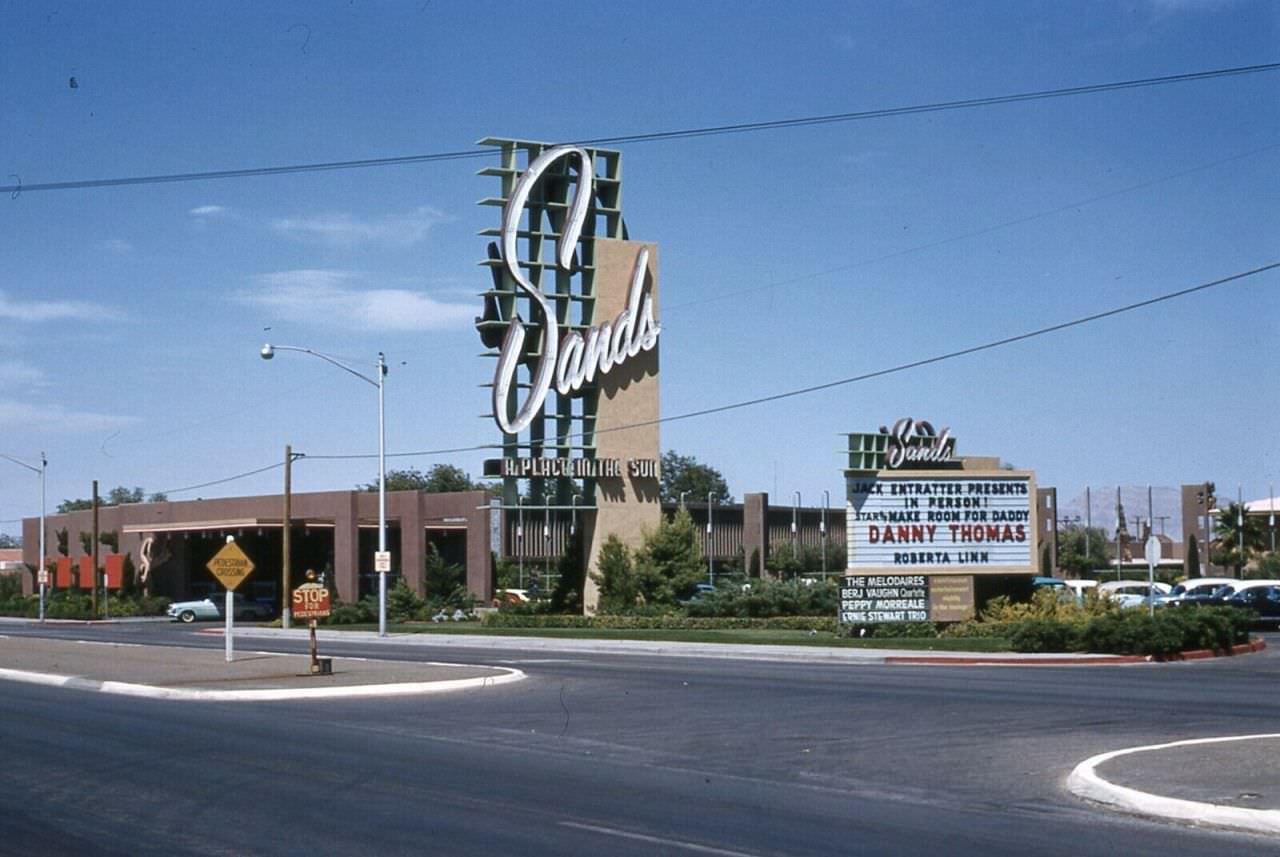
[491,145,660,435]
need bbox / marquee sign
[846,474,1035,572]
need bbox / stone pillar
[582,239,662,613]
[399,491,426,594]
[465,491,492,601]
[333,492,360,602]
[743,492,770,577]
[1036,487,1058,577]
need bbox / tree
[1185,534,1201,578]
[423,544,465,601]
[1210,502,1267,575]
[57,486,162,513]
[633,506,705,604]
[591,535,637,613]
[361,464,492,494]
[551,526,586,612]
[659,450,731,504]
[1056,526,1111,577]
[0,533,18,548]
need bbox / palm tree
[1210,502,1267,576]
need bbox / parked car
[1158,577,1237,606]
[167,593,274,623]
[1162,580,1280,612]
[493,589,530,605]
[1224,585,1280,627]
[679,583,716,605]
[1098,580,1171,597]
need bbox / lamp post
[262,344,389,637]
[792,491,801,563]
[706,491,715,587]
[821,489,829,581]
[679,490,689,508]
[2,452,46,622]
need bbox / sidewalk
[1069,734,1280,836]
[226,625,1169,665]
[0,635,522,701]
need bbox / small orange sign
[206,541,255,592]
[292,583,332,620]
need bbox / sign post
[37,567,48,623]
[206,537,255,663]
[292,570,333,675]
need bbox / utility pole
[91,480,100,616]
[282,445,293,629]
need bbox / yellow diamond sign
[206,541,255,591]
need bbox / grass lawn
[316,622,1013,651]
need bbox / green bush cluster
[481,612,836,632]
[325,597,379,625]
[942,607,1250,656]
[0,589,170,619]
[685,579,839,619]
[836,621,939,639]
[322,582,477,625]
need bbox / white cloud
[240,270,475,331]
[96,238,133,253]
[0,290,122,323]
[271,206,447,247]
[189,204,228,217]
[0,362,44,388]
[0,399,138,432]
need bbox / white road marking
[559,821,764,856]
[1068,733,1280,835]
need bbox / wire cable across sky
[3,62,1276,197]
[179,260,1274,485]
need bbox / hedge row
[481,613,837,632]
[952,606,1250,656]
[0,593,171,620]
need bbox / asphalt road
[2,622,1278,856]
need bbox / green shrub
[685,579,839,619]
[325,596,378,625]
[1009,619,1081,653]
[480,613,836,632]
[835,621,938,639]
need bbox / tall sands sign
[477,140,661,612]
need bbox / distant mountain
[1056,486,1184,541]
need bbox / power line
[158,460,289,497]
[310,260,1278,461]
[664,141,1280,313]
[4,62,1276,196]
[615,262,1280,433]
[140,260,1279,492]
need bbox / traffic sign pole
[225,589,234,662]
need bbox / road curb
[1067,734,1280,835]
[0,664,525,702]
[885,654,1149,666]
[886,637,1267,666]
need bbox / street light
[821,489,829,581]
[262,344,389,637]
[792,491,801,562]
[517,496,525,589]
[1,452,46,622]
[706,491,715,586]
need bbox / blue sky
[2,0,1277,535]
